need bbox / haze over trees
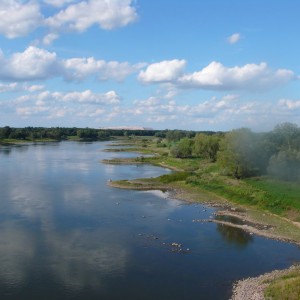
[168,123,300,182]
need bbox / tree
[193,133,220,161]
[270,122,300,151]
[166,130,187,142]
[77,128,98,140]
[0,126,11,139]
[217,128,263,178]
[268,149,300,182]
[170,137,194,158]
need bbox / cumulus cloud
[0,46,61,81]
[42,33,59,45]
[24,85,45,92]
[64,57,145,81]
[0,82,18,93]
[0,0,43,38]
[57,90,121,104]
[45,0,138,32]
[6,89,120,122]
[16,90,121,106]
[0,82,47,93]
[137,60,295,91]
[278,98,300,110]
[0,47,143,82]
[127,94,283,129]
[0,47,295,91]
[129,94,242,125]
[227,33,241,44]
[177,61,295,91]
[43,0,77,8]
[0,1,138,42]
[138,59,186,83]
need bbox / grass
[246,177,300,220]
[264,268,300,300]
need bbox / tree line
[0,126,213,142]
[168,123,300,182]
[1,123,299,182]
[0,126,162,141]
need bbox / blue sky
[0,0,299,131]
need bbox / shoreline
[231,265,300,300]
[108,179,300,245]
[105,148,300,299]
[108,179,300,299]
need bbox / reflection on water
[0,141,299,300]
[217,224,253,248]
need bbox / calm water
[0,141,300,300]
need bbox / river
[0,141,299,300]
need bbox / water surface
[0,141,299,300]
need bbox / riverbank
[108,178,300,245]
[231,265,300,300]
[103,138,300,299]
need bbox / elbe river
[0,141,299,300]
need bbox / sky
[0,0,299,131]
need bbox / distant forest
[162,123,300,183]
[0,126,160,141]
[1,123,300,182]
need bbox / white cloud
[177,61,295,91]
[58,90,121,104]
[0,47,295,92]
[24,85,45,92]
[16,90,121,106]
[130,93,291,129]
[46,0,138,32]
[0,47,144,82]
[0,82,18,93]
[16,105,51,116]
[137,60,295,92]
[64,57,145,81]
[0,0,42,38]
[44,0,77,8]
[0,1,138,42]
[0,46,60,81]
[138,59,186,83]
[42,33,59,45]
[10,89,120,121]
[227,33,241,44]
[278,98,300,110]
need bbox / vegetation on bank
[264,266,300,300]
[0,126,164,143]
[103,123,300,221]
[0,126,210,143]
